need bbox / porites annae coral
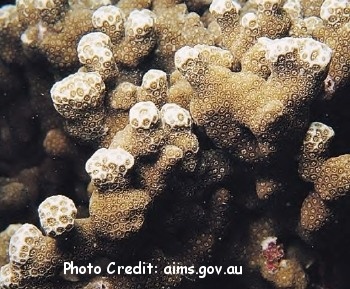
[1,0,350,289]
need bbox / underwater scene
[1,0,350,288]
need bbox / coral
[209,0,291,67]
[137,70,168,106]
[0,179,29,216]
[261,237,285,273]
[50,71,105,119]
[314,154,350,201]
[297,121,350,233]
[298,122,335,183]
[287,0,350,99]
[152,1,215,71]
[75,5,155,73]
[235,219,308,289]
[0,4,25,64]
[175,37,331,163]
[1,0,350,289]
[50,71,106,142]
[116,9,156,67]
[167,70,193,110]
[117,0,151,15]
[77,32,118,81]
[43,128,75,157]
[0,94,235,288]
[19,2,95,69]
[38,195,77,237]
[85,147,135,191]
[0,225,22,268]
[261,258,307,289]
[0,223,65,288]
[91,5,125,44]
[300,0,324,17]
[109,82,138,110]
[300,191,331,232]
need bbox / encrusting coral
[1,0,350,289]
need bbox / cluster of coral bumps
[0,0,350,288]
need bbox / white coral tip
[125,9,155,37]
[161,103,192,129]
[174,46,200,70]
[209,0,241,15]
[129,101,160,129]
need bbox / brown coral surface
[1,0,350,289]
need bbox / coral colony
[1,0,350,288]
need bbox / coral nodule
[1,0,350,289]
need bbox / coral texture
[1,0,350,289]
